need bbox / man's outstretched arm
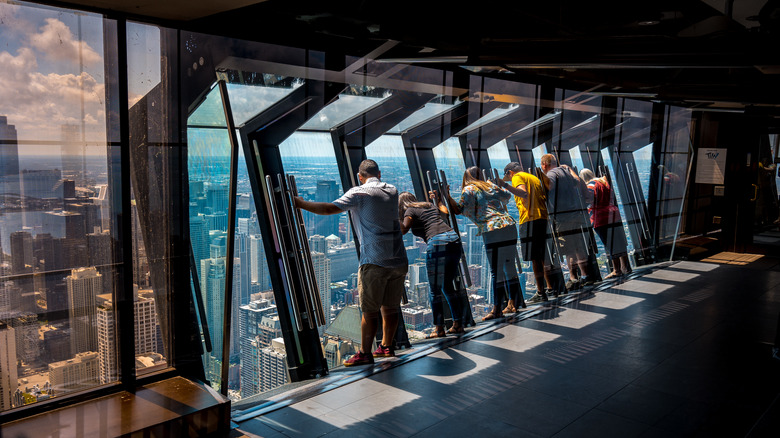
[294,197,343,215]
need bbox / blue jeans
[426,231,462,326]
[482,225,522,306]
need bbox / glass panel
[225,80,302,127]
[0,3,119,411]
[300,93,391,130]
[632,143,653,203]
[532,143,548,168]
[432,138,466,193]
[656,109,693,249]
[278,131,359,338]
[600,148,637,262]
[387,100,459,134]
[127,22,176,378]
[569,146,609,277]
[187,85,230,390]
[569,146,585,172]
[365,135,431,340]
[455,105,519,136]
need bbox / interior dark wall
[686,112,768,252]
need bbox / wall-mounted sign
[695,148,727,184]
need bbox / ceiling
[59,0,780,112]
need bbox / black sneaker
[527,292,549,304]
[565,279,581,291]
[581,277,595,286]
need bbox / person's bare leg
[380,306,399,347]
[620,255,632,274]
[361,311,379,353]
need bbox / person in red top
[579,169,632,278]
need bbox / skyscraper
[0,116,20,196]
[60,124,86,185]
[238,300,277,399]
[0,322,18,411]
[67,267,102,355]
[315,181,339,237]
[310,251,331,326]
[10,231,33,275]
[259,338,288,392]
[206,181,229,215]
[249,235,270,290]
[308,234,326,254]
[201,251,225,357]
[1,312,40,364]
[96,291,157,384]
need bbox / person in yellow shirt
[498,162,553,304]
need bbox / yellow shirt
[512,172,548,224]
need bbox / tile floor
[235,258,780,437]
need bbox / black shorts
[519,218,548,262]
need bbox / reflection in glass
[300,93,391,130]
[278,131,362,369]
[569,146,585,173]
[187,85,230,392]
[226,81,301,127]
[600,148,636,259]
[388,101,459,134]
[632,143,653,203]
[532,143,548,168]
[365,135,436,340]
[432,138,467,193]
[0,3,118,411]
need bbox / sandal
[446,326,465,335]
[482,312,502,321]
[502,305,517,314]
[427,330,447,339]
[604,271,620,280]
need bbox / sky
[0,1,150,155]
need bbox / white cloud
[29,18,102,66]
[0,47,107,142]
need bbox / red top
[586,179,621,228]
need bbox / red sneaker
[373,344,395,357]
[343,351,374,367]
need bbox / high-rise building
[238,300,277,399]
[190,215,209,277]
[324,234,340,249]
[249,235,270,290]
[48,351,99,396]
[315,181,339,237]
[327,243,358,282]
[205,181,229,215]
[257,315,282,349]
[43,326,70,363]
[308,234,326,253]
[67,267,102,355]
[96,291,157,384]
[87,231,114,293]
[60,124,86,184]
[0,312,40,364]
[201,255,225,357]
[408,262,428,290]
[0,116,20,196]
[10,231,33,275]
[310,251,331,326]
[259,338,288,392]
[0,322,18,411]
